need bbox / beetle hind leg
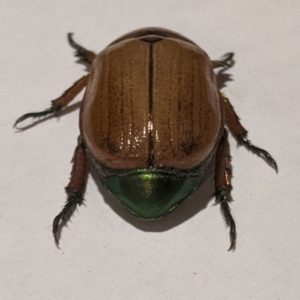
[215,129,236,251]
[221,93,277,172]
[14,75,89,128]
[68,33,96,65]
[52,137,88,245]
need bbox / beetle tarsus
[67,33,96,65]
[14,105,57,128]
[238,134,278,172]
[216,193,236,252]
[52,190,84,245]
[212,52,234,69]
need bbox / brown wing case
[81,39,150,169]
[152,39,222,169]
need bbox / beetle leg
[220,93,277,172]
[52,137,88,245]
[212,52,234,69]
[215,129,236,251]
[14,75,89,127]
[68,33,96,65]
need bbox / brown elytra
[81,28,222,170]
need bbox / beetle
[15,27,277,250]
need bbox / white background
[1,1,299,299]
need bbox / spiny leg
[221,93,277,172]
[53,137,88,245]
[14,75,89,127]
[68,33,96,65]
[215,130,236,251]
[212,52,234,69]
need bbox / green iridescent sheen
[98,164,209,219]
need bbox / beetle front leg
[215,129,236,251]
[14,75,89,127]
[220,93,277,172]
[53,137,88,245]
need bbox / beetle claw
[52,213,64,247]
[52,192,84,246]
[228,240,236,252]
[52,215,66,246]
[221,52,234,67]
[238,134,278,173]
[216,194,237,252]
[68,33,86,53]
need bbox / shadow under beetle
[14,27,277,250]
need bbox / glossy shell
[81,28,222,170]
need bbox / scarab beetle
[15,27,277,250]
